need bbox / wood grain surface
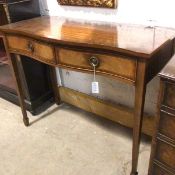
[57,48,137,83]
[0,16,175,58]
[59,86,155,136]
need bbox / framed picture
[57,0,117,8]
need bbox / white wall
[39,0,175,27]
[39,0,175,115]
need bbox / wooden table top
[0,16,175,58]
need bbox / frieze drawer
[56,48,137,83]
[7,35,56,64]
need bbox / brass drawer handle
[89,56,100,68]
[27,42,34,53]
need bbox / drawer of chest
[6,35,56,64]
[56,48,137,83]
[152,164,174,175]
[162,82,175,110]
[155,138,175,171]
[159,111,175,140]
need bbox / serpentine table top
[0,16,175,58]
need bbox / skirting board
[59,87,155,136]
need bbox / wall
[39,0,175,115]
[39,0,175,27]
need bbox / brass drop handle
[89,56,99,68]
[27,42,34,53]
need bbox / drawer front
[7,35,55,64]
[155,139,175,171]
[152,164,173,175]
[57,48,137,83]
[163,82,175,110]
[159,111,175,140]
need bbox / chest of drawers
[149,55,175,175]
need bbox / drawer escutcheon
[27,41,34,53]
[88,56,100,68]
